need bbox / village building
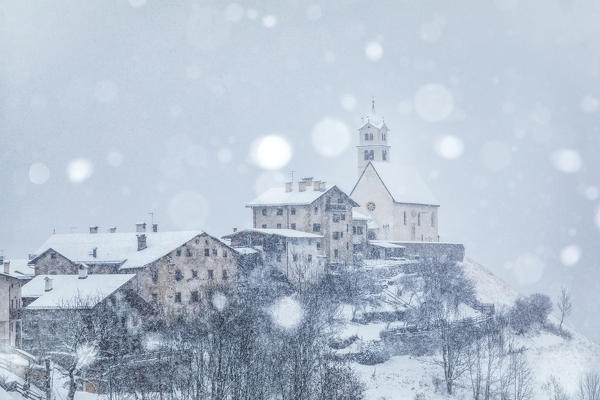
[246,178,359,265]
[223,228,325,286]
[350,103,440,242]
[0,257,29,349]
[29,226,254,316]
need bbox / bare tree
[579,372,600,400]
[500,345,534,400]
[557,287,573,332]
[543,376,570,400]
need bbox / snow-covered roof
[356,162,439,206]
[352,209,370,221]
[33,231,203,270]
[224,228,323,239]
[0,259,34,280]
[369,241,406,249]
[22,274,136,309]
[233,247,258,255]
[247,185,333,207]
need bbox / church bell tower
[356,98,390,176]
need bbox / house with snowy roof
[223,228,325,286]
[246,179,359,265]
[29,224,255,316]
[19,268,151,360]
[0,257,28,349]
[350,101,440,243]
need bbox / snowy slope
[345,257,600,399]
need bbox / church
[349,101,440,243]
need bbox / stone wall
[393,241,465,263]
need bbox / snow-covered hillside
[339,257,600,399]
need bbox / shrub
[509,293,552,334]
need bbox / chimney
[320,181,327,191]
[136,223,146,233]
[152,223,158,233]
[89,226,98,234]
[302,177,313,185]
[3,261,9,275]
[233,227,238,232]
[44,277,53,292]
[109,227,117,233]
[313,181,321,191]
[137,234,147,251]
[285,182,292,192]
[78,264,88,279]
[298,182,306,192]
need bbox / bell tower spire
[356,98,390,176]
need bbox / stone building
[351,210,369,254]
[247,178,359,265]
[350,103,440,242]
[0,258,26,349]
[223,228,325,286]
[29,227,253,316]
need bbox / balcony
[325,204,346,212]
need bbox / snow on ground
[346,256,600,399]
[351,356,445,400]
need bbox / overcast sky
[2,0,600,340]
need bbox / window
[208,270,214,280]
[403,211,407,225]
[293,254,298,261]
[191,291,199,303]
[174,292,181,303]
[382,150,387,160]
[316,242,321,250]
[308,254,312,262]
[346,224,349,232]
[152,269,158,283]
[277,223,282,229]
[370,150,374,159]
[332,232,340,240]
[333,214,340,223]
[314,207,318,214]
[291,208,296,215]
[175,269,183,281]
[195,239,199,244]
[222,270,228,280]
[223,250,227,258]
[417,213,421,226]
[204,248,210,256]
[176,249,181,256]
[432,213,436,227]
[313,223,321,232]
[50,252,57,259]
[352,226,356,234]
[341,213,346,220]
[186,248,192,257]
[337,197,343,204]
[262,208,267,216]
[357,226,363,235]
[212,248,217,256]
[340,232,344,238]
[276,254,282,262]
[369,133,373,140]
[364,133,369,140]
[192,269,198,278]
[382,133,386,140]
[334,249,339,258]
[277,208,283,216]
[364,150,370,160]
[262,224,267,229]
[291,223,296,230]
[152,293,158,302]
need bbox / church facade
[350,102,440,242]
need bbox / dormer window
[364,133,369,140]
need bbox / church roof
[353,161,439,206]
